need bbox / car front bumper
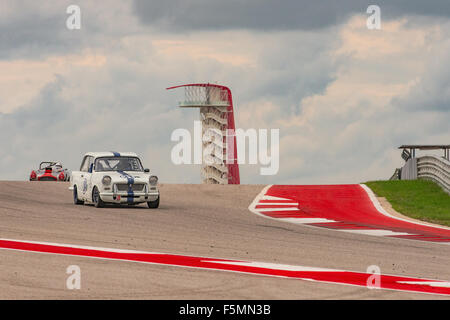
[99,191,159,204]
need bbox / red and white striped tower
[167,83,240,184]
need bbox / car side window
[80,156,89,172]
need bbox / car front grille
[115,183,145,192]
[39,176,57,181]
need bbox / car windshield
[95,157,143,172]
[40,162,56,170]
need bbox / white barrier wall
[416,156,450,194]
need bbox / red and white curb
[249,184,450,244]
[0,238,450,296]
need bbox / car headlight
[149,175,158,186]
[102,175,112,186]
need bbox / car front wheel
[92,186,105,208]
[147,195,160,209]
[73,186,84,205]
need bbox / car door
[83,156,95,201]
[79,156,93,201]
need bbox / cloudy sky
[0,0,449,184]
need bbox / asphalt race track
[1,181,449,299]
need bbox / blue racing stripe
[118,171,134,204]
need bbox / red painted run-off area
[1,239,450,296]
[259,185,450,243]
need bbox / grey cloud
[0,2,83,59]
[272,108,449,185]
[0,1,141,59]
[0,74,199,182]
[394,72,450,114]
[132,0,450,31]
[132,0,361,31]
[392,36,450,114]
[0,25,340,183]
[3,1,450,60]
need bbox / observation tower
[167,83,240,184]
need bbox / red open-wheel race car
[29,162,71,182]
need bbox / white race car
[69,152,160,208]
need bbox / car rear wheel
[147,195,160,209]
[73,186,84,205]
[92,186,105,208]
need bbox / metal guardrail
[417,156,450,194]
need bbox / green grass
[364,180,450,227]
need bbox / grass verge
[364,180,450,227]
